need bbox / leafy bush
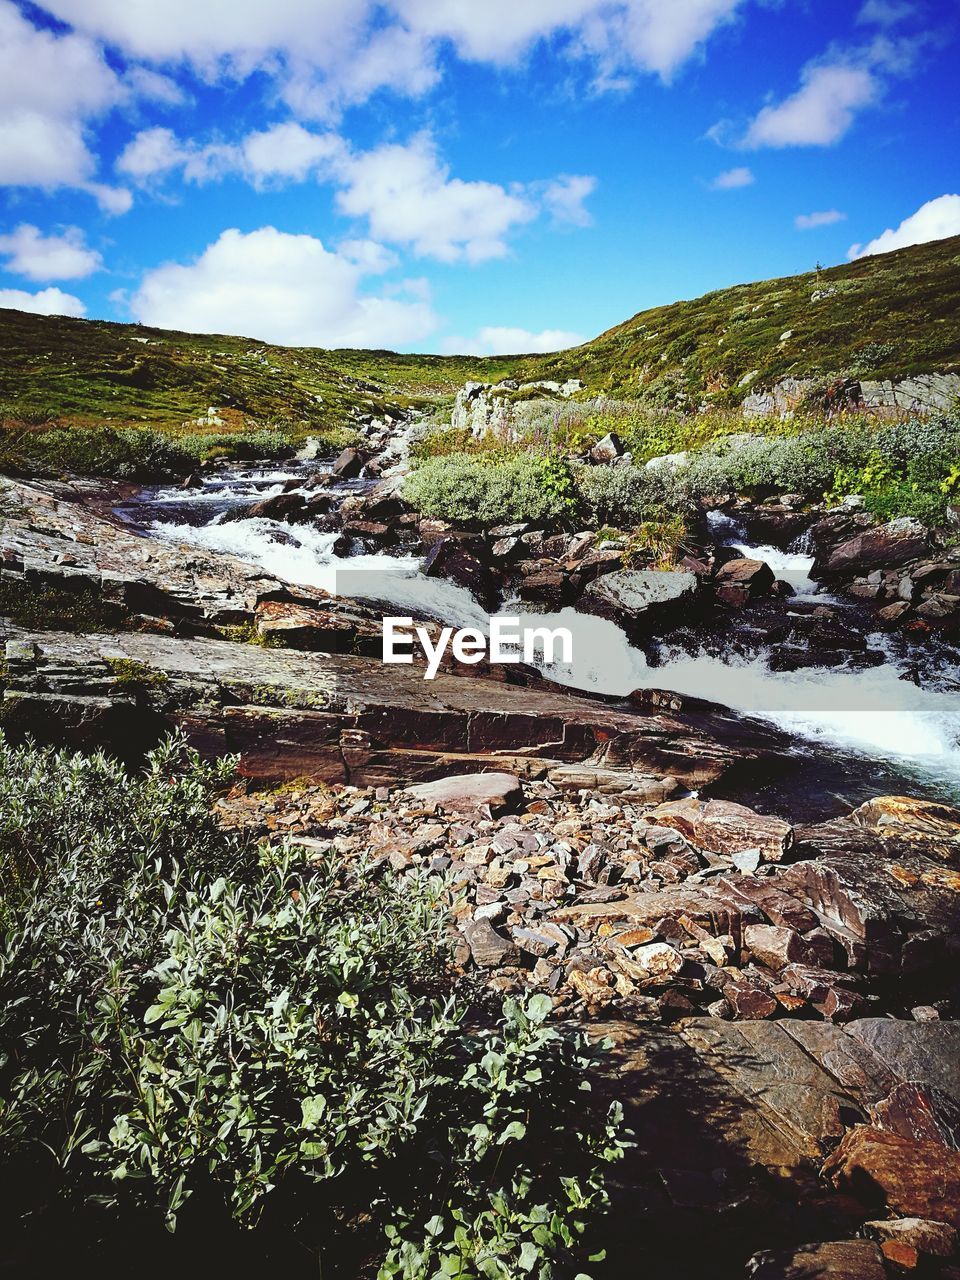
[404,453,578,525]
[572,462,675,526]
[0,734,627,1277]
[824,412,960,524]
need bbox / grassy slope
[1,235,958,432]
[0,311,521,433]
[526,234,960,405]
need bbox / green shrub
[572,462,675,526]
[404,453,578,525]
[0,734,627,1277]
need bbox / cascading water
[122,462,960,796]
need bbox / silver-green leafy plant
[0,733,627,1278]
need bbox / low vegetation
[406,410,960,534]
[0,733,627,1278]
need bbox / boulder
[579,569,699,637]
[590,432,625,463]
[331,446,365,478]
[645,797,794,862]
[406,772,524,818]
[823,1126,960,1226]
[714,557,776,607]
[821,518,928,578]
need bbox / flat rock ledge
[1,626,789,791]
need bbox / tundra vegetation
[0,733,627,1279]
[404,409,960,544]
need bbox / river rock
[714,557,775,607]
[578,569,699,637]
[331,446,365,478]
[823,1126,960,1226]
[406,772,524,817]
[645,797,794,862]
[820,518,928,578]
[422,537,499,610]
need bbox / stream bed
[115,461,960,813]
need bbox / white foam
[151,507,960,783]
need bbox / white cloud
[743,62,877,147]
[710,166,754,189]
[795,209,846,230]
[0,1,129,210]
[397,0,746,81]
[129,226,437,348]
[849,194,960,259]
[124,66,187,105]
[0,224,102,281]
[241,123,344,185]
[441,326,585,355]
[0,286,86,317]
[43,0,749,115]
[541,174,597,225]
[857,0,914,27]
[335,134,538,263]
[118,122,344,188]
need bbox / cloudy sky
[0,0,957,353]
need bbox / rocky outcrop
[743,372,960,419]
[0,627,792,790]
[823,1126,960,1227]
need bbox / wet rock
[422,537,499,610]
[646,797,794,862]
[331,446,365,478]
[823,1126,960,1227]
[406,772,524,818]
[222,491,307,523]
[578,569,699,637]
[714,557,776,607]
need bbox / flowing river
[115,460,960,806]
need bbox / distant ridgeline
[1,233,958,429]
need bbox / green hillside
[1,235,958,435]
[531,233,960,407]
[0,311,521,433]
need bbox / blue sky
[0,0,958,354]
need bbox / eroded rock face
[0,627,789,791]
[819,518,929,578]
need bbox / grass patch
[0,578,128,633]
